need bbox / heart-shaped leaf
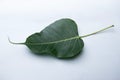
[25,19,84,58]
[9,18,114,59]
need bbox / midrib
[26,36,80,45]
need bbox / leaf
[9,18,114,59]
[25,19,84,58]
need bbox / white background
[0,0,120,80]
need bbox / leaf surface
[25,19,84,58]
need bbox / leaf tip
[8,37,25,45]
[8,37,13,44]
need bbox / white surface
[0,0,120,80]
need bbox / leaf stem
[80,25,114,38]
[8,37,25,45]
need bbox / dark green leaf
[25,19,84,58]
[9,18,114,59]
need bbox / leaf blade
[25,18,84,58]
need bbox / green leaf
[8,18,114,59]
[25,19,84,58]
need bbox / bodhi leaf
[9,18,114,58]
[27,19,84,58]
